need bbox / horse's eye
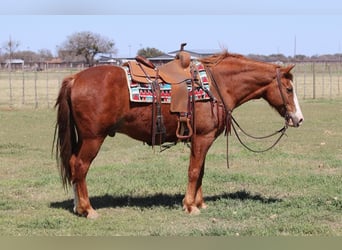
[286,87,293,93]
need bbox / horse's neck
[211,61,276,110]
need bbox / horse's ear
[282,64,295,74]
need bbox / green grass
[0,99,341,235]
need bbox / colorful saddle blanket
[124,62,211,103]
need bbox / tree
[59,31,116,66]
[137,47,165,58]
[2,36,20,70]
[15,50,38,63]
[37,49,53,61]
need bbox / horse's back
[70,65,130,137]
[71,64,128,99]
[73,65,126,89]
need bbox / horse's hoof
[198,202,208,209]
[74,206,99,219]
[86,209,99,219]
[189,206,201,215]
[183,205,201,215]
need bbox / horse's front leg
[183,134,215,214]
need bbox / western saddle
[124,43,196,145]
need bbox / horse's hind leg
[70,137,104,219]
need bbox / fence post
[312,62,316,99]
[46,70,49,108]
[338,61,341,96]
[321,63,325,98]
[34,71,38,109]
[22,71,25,104]
[328,63,332,99]
[8,70,13,107]
[303,63,306,99]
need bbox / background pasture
[0,61,342,109]
[0,95,341,235]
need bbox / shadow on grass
[50,190,282,214]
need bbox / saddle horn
[180,43,187,51]
[175,43,190,68]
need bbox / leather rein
[205,66,289,166]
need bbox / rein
[230,115,288,153]
[205,66,289,166]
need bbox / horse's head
[201,52,304,127]
[264,65,304,127]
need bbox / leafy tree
[58,31,116,66]
[137,47,165,58]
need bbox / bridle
[276,67,291,124]
[231,67,289,153]
[206,66,290,166]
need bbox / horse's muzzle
[286,112,304,127]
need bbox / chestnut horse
[54,51,304,218]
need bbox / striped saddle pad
[124,62,211,103]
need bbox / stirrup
[176,115,193,140]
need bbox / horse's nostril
[298,118,304,126]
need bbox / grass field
[0,98,341,236]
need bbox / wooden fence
[0,62,341,109]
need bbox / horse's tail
[53,76,77,189]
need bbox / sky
[1,0,342,57]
